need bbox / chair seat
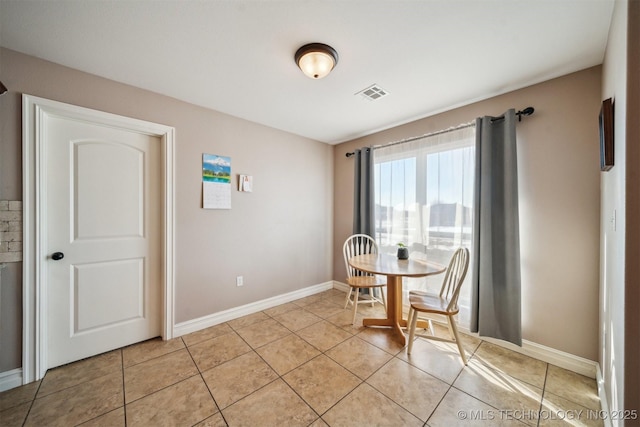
[409,293,459,315]
[346,275,386,288]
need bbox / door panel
[75,142,144,239]
[46,115,161,369]
[73,258,144,334]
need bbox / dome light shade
[295,43,338,79]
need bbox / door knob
[51,252,64,261]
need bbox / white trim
[22,94,176,383]
[174,281,334,337]
[0,368,24,392]
[162,129,176,340]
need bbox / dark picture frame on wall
[599,97,614,171]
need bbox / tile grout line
[443,342,545,427]
[195,307,315,421]
[281,312,356,422]
[365,328,484,426]
[199,291,369,425]
[536,363,550,427]
[182,336,230,426]
[423,381,455,427]
[209,301,343,421]
[120,349,127,427]
[20,376,44,427]
[308,293,409,423]
[27,350,124,400]
[423,337,482,425]
[221,293,350,424]
[118,345,201,407]
[282,294,409,424]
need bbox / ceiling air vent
[356,84,389,101]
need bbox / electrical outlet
[236,276,243,287]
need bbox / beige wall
[0,48,333,372]
[334,67,602,361]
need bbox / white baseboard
[174,281,334,337]
[0,368,23,392]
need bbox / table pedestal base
[361,275,436,346]
[362,275,406,346]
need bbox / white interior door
[45,115,162,369]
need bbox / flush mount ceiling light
[295,43,338,79]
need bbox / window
[373,125,475,326]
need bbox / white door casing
[22,95,175,382]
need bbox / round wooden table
[347,253,446,346]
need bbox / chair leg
[380,287,386,311]
[368,288,375,307]
[407,307,418,354]
[446,316,455,339]
[344,288,353,309]
[352,287,360,325]
[448,315,468,365]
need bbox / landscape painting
[203,154,231,183]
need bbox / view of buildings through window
[373,126,475,326]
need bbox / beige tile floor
[0,289,603,427]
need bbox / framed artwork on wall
[599,97,614,171]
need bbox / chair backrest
[343,234,378,278]
[440,247,470,312]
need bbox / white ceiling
[0,0,614,144]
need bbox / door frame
[22,94,176,383]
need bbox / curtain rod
[345,122,474,157]
[345,106,534,158]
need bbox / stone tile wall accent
[0,201,22,263]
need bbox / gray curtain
[352,147,374,237]
[470,109,522,346]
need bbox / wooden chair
[343,234,386,324]
[407,247,470,364]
